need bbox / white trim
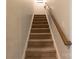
[45,11,61,59]
[22,13,34,59]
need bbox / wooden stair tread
[33,21,47,22]
[31,28,49,29]
[33,24,48,25]
[31,28,50,33]
[28,40,54,48]
[29,39,52,42]
[30,34,51,39]
[30,38,52,40]
[30,33,51,35]
[32,25,49,28]
[27,48,55,52]
[25,57,57,59]
[26,48,56,57]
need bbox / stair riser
[28,41,53,48]
[25,57,57,59]
[34,15,46,17]
[26,51,56,57]
[30,35,51,39]
[33,21,48,24]
[32,25,49,28]
[28,45,53,48]
[34,15,46,19]
[30,39,52,40]
[34,15,46,16]
[33,19,47,21]
[34,16,46,18]
[31,29,50,33]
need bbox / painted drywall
[47,0,71,40]
[47,13,71,59]
[46,0,71,59]
[6,0,34,59]
[34,1,45,14]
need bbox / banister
[45,3,72,46]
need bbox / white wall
[47,0,71,40]
[47,13,71,59]
[46,0,71,59]
[34,1,45,14]
[6,0,34,59]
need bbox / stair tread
[33,21,48,23]
[30,38,52,40]
[34,18,47,19]
[31,28,49,29]
[26,49,56,57]
[34,16,46,17]
[29,39,52,42]
[30,34,51,39]
[27,48,55,52]
[30,33,51,35]
[33,22,48,24]
[33,24,48,25]
[33,21,47,22]
[32,25,49,28]
[33,19,47,21]
[25,57,57,59]
[33,18,47,21]
[31,28,50,33]
[34,14,46,16]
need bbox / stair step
[30,38,52,40]
[31,28,50,33]
[34,15,46,17]
[34,14,46,16]
[32,24,48,25]
[28,40,54,48]
[31,28,49,29]
[34,15,46,16]
[30,33,51,35]
[29,39,52,41]
[34,15,46,18]
[25,56,57,59]
[27,47,56,52]
[30,33,51,39]
[26,48,56,57]
[29,39,52,42]
[33,21,48,24]
[33,18,47,21]
[34,17,46,19]
[32,24,49,28]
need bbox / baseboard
[45,11,61,59]
[22,13,34,59]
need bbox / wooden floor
[25,15,57,59]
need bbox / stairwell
[25,15,57,59]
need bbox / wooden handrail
[45,3,72,46]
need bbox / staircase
[25,15,57,59]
